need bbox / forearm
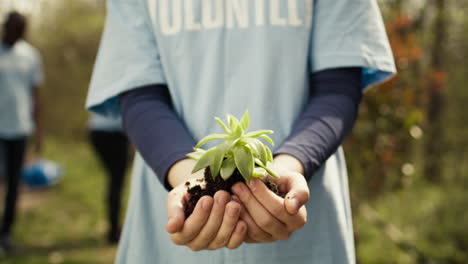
[273,154,304,175]
[119,85,196,190]
[167,158,202,187]
[274,68,362,180]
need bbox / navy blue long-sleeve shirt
[120,67,362,190]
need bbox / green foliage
[188,111,279,183]
[355,181,468,263]
[350,2,468,263]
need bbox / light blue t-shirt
[0,40,43,139]
[87,0,396,263]
[88,112,122,132]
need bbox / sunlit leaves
[259,135,275,146]
[243,138,272,165]
[245,130,273,138]
[228,115,240,132]
[210,141,232,179]
[186,148,206,160]
[195,134,229,148]
[215,117,231,134]
[254,158,279,179]
[191,147,217,173]
[233,145,254,183]
[252,167,268,178]
[220,159,236,180]
[240,110,250,131]
[187,111,279,182]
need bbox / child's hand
[165,159,247,250]
[231,154,309,243]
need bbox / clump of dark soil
[185,168,280,217]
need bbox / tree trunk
[424,0,447,183]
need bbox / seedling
[183,111,280,216]
[187,111,279,183]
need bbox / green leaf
[215,117,231,134]
[191,147,217,173]
[254,158,265,167]
[242,138,268,165]
[265,144,274,162]
[186,148,206,161]
[210,141,231,178]
[254,159,279,179]
[259,134,275,146]
[265,162,280,178]
[239,110,250,131]
[252,167,267,178]
[220,158,236,180]
[231,122,244,139]
[190,111,280,182]
[195,133,229,148]
[233,145,254,183]
[227,114,240,132]
[245,130,273,138]
[226,114,244,138]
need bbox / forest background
[0,0,467,263]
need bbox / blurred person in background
[0,11,43,253]
[88,113,130,244]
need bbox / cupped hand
[231,155,310,243]
[165,159,248,251]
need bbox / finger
[246,179,306,232]
[283,175,310,215]
[232,195,272,243]
[207,201,241,249]
[170,196,213,245]
[226,220,247,249]
[166,188,187,234]
[247,179,287,217]
[232,183,288,240]
[187,191,230,250]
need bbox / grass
[354,180,468,263]
[1,139,466,264]
[0,139,129,264]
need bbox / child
[87,0,395,263]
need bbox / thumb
[166,214,184,234]
[284,173,310,215]
[166,190,186,233]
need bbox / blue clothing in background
[0,41,43,139]
[86,0,396,263]
[88,112,123,132]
